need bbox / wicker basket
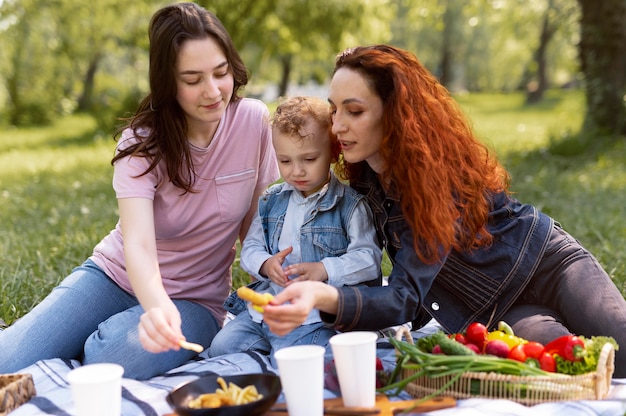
[0,374,36,415]
[394,328,615,405]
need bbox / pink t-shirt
[90,98,279,324]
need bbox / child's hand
[260,246,293,286]
[283,262,328,284]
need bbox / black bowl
[166,373,281,416]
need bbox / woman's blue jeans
[0,259,219,380]
[501,225,626,377]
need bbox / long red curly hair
[334,45,510,264]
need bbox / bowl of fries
[166,373,281,416]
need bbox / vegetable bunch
[383,332,564,396]
[410,321,618,376]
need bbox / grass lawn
[0,89,624,325]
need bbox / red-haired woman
[263,44,626,377]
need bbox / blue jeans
[0,259,219,380]
[501,225,626,377]
[209,309,337,367]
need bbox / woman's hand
[263,281,339,336]
[138,301,183,353]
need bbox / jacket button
[431,302,440,311]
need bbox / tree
[1,0,63,125]
[524,0,579,104]
[438,0,464,89]
[525,0,558,103]
[0,0,154,127]
[203,0,393,98]
[577,0,626,135]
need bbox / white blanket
[9,322,626,416]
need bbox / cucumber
[432,332,477,356]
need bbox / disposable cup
[329,331,378,407]
[274,345,325,416]
[67,363,124,416]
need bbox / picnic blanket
[9,321,626,416]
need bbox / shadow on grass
[0,115,117,153]
[502,131,626,293]
[456,89,579,116]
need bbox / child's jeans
[209,309,337,367]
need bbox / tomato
[538,352,556,372]
[507,344,527,362]
[454,333,467,344]
[465,322,488,349]
[522,341,545,359]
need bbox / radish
[485,339,510,358]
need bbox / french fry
[187,377,264,409]
[237,286,274,313]
[179,339,204,353]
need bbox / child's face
[272,120,332,197]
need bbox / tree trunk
[77,52,101,112]
[526,2,557,104]
[578,0,626,135]
[439,6,454,88]
[278,55,292,98]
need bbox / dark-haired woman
[0,3,278,379]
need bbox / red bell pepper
[544,335,586,361]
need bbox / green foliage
[0,0,587,125]
[90,74,143,135]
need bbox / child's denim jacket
[224,171,381,321]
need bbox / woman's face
[175,37,234,145]
[328,67,385,173]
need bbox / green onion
[379,335,566,396]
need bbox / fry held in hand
[237,286,274,313]
[179,339,204,353]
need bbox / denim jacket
[321,163,554,334]
[260,173,367,263]
[224,171,381,321]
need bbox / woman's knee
[501,304,570,345]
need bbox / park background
[0,0,624,326]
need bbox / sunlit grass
[0,115,118,324]
[456,89,585,156]
[460,89,625,293]
[1,90,624,325]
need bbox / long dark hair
[112,2,248,192]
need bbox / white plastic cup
[329,331,378,407]
[67,363,124,416]
[274,345,325,416]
